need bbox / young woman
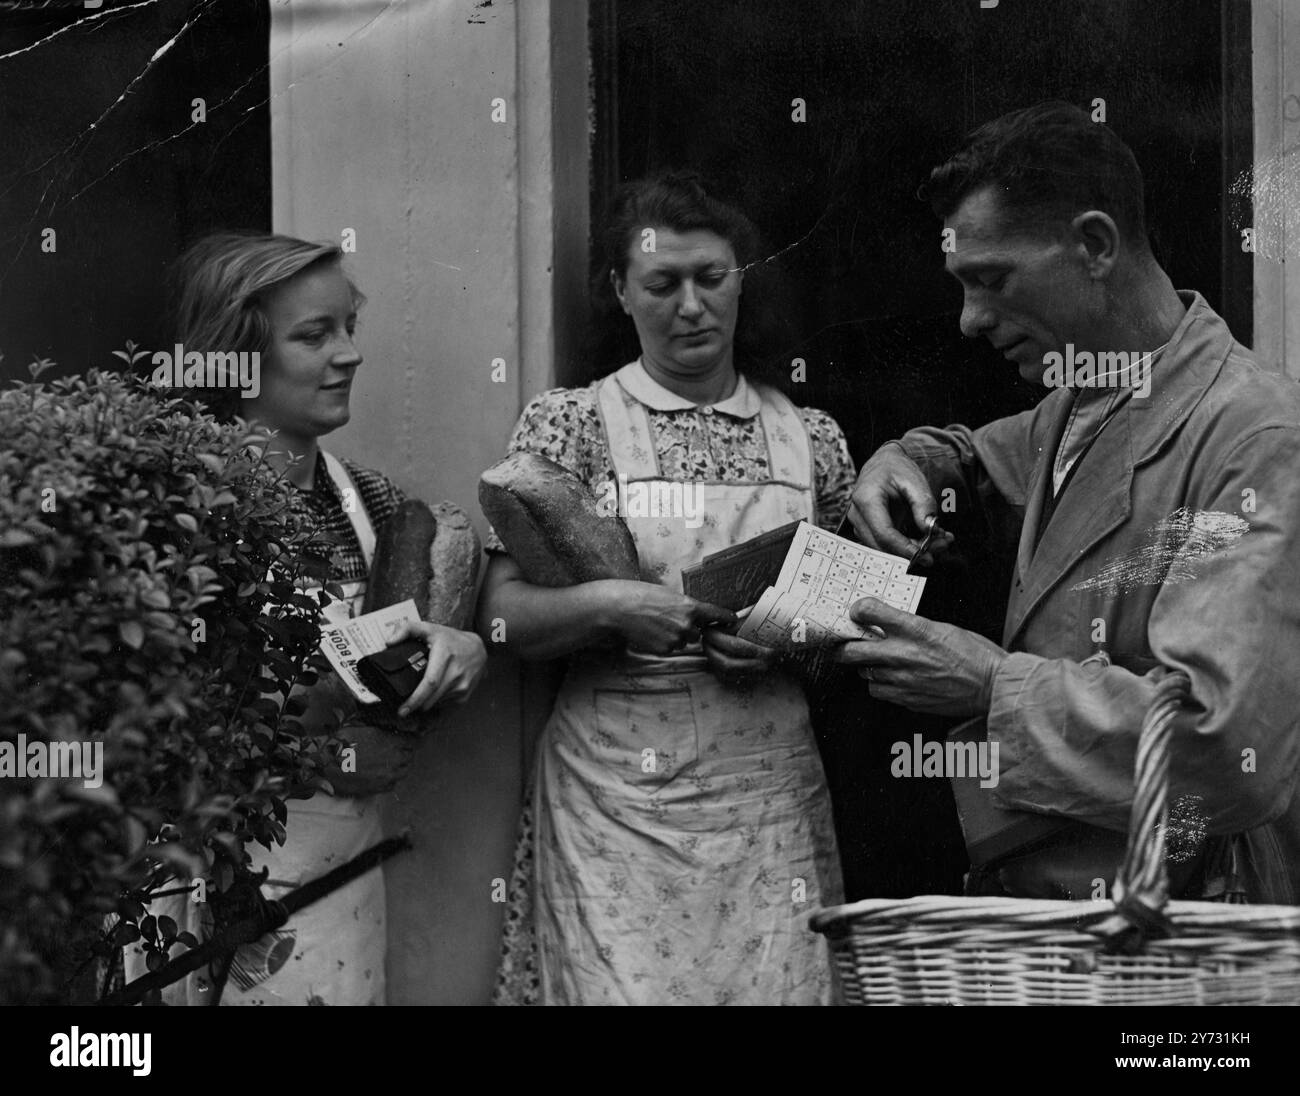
[124,232,486,1005]
[482,173,855,1005]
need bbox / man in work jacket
[840,101,1300,905]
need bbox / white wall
[270,0,588,1003]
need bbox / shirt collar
[613,358,762,419]
[302,451,339,502]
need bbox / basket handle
[1092,669,1191,952]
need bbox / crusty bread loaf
[356,498,482,735]
[363,500,436,617]
[363,498,482,628]
[479,452,640,585]
[427,501,481,630]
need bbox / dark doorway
[0,0,272,383]
[589,0,1254,900]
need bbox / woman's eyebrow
[288,313,335,329]
[644,259,730,276]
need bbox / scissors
[906,514,945,574]
[834,512,945,574]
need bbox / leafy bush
[0,359,345,1004]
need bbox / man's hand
[836,597,1008,716]
[322,720,416,797]
[846,443,955,565]
[702,628,777,684]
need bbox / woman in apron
[482,173,856,1004]
[124,233,486,1004]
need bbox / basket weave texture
[810,673,1300,1005]
[813,895,1300,1005]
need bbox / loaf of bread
[356,498,483,735]
[479,452,640,585]
[362,498,483,628]
[426,501,482,630]
[362,500,436,617]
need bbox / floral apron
[124,451,387,1005]
[530,367,843,1005]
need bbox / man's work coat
[897,293,1300,903]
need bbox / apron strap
[320,450,378,569]
[753,381,814,495]
[597,372,659,481]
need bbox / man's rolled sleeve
[986,650,1036,783]
[897,408,1045,517]
[985,653,1156,830]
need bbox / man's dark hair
[924,100,1150,250]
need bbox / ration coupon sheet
[319,599,421,704]
[736,521,926,648]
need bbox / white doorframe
[1252,0,1300,378]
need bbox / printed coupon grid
[737,522,926,648]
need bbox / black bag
[356,639,428,710]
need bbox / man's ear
[1072,210,1121,278]
[611,269,631,315]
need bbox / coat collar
[612,358,762,419]
[1004,291,1235,648]
[1122,291,1236,465]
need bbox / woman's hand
[322,720,416,797]
[702,628,777,684]
[594,579,735,656]
[383,619,489,718]
[476,557,735,663]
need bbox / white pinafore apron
[532,363,843,1005]
[125,451,387,1005]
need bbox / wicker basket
[810,673,1300,1005]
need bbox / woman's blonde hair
[171,232,364,418]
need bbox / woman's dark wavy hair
[587,170,798,389]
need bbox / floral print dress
[491,361,855,1005]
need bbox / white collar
[612,358,761,419]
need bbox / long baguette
[479,452,640,586]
